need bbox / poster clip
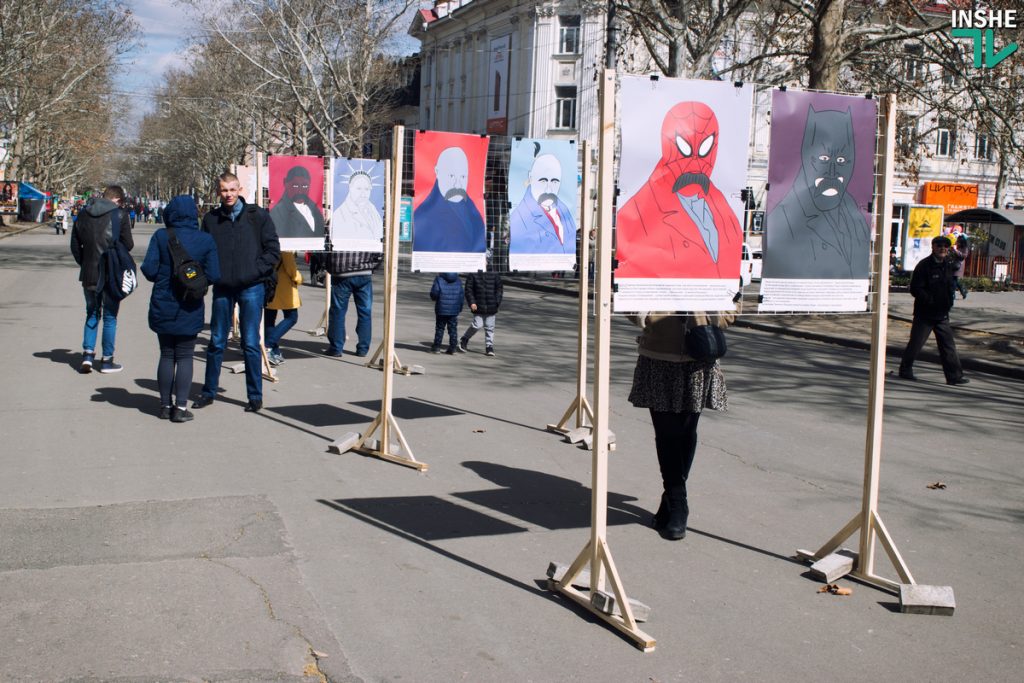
[865,93,875,99]
[649,74,660,82]
[733,81,744,88]
[764,183,771,191]
[867,201,874,213]
[514,136,523,142]
[779,85,787,92]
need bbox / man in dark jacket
[459,270,503,356]
[899,236,968,385]
[324,250,382,356]
[70,185,134,374]
[194,172,281,412]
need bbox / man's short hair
[284,166,311,182]
[932,236,952,247]
[103,185,125,201]
[218,172,239,185]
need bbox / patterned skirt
[628,355,728,414]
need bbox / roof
[946,207,1024,227]
[18,181,48,200]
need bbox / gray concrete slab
[1,227,1022,681]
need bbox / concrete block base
[328,432,361,454]
[809,549,858,583]
[899,584,955,615]
[591,590,651,623]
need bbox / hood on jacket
[85,197,119,218]
[164,195,200,230]
[441,272,459,283]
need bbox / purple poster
[760,90,877,312]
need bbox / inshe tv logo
[951,9,1018,68]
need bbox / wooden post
[798,94,921,591]
[547,70,655,651]
[334,127,426,471]
[547,140,595,435]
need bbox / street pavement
[1,222,1022,681]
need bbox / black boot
[652,492,669,530]
[659,485,688,540]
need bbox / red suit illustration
[615,102,742,279]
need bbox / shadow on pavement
[89,386,159,416]
[349,396,462,419]
[34,348,81,373]
[455,461,648,530]
[409,396,548,433]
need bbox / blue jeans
[82,288,120,358]
[264,308,298,352]
[328,274,372,355]
[203,283,265,402]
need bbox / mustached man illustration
[763,106,870,279]
[412,146,486,253]
[615,101,742,279]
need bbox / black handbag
[685,324,727,362]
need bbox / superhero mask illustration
[660,101,720,197]
[799,106,855,213]
[614,100,742,280]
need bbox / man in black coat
[194,172,281,412]
[899,236,968,385]
[70,185,133,374]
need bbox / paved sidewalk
[2,225,1022,681]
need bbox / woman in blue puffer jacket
[141,195,221,422]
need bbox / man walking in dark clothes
[899,236,968,385]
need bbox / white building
[410,0,1023,251]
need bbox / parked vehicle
[741,242,762,286]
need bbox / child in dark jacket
[430,273,465,354]
[460,271,503,356]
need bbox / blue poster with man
[507,138,578,272]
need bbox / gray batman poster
[760,90,876,312]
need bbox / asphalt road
[1,225,1021,681]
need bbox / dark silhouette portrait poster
[759,89,876,312]
[330,158,385,253]
[613,76,752,313]
[268,155,327,252]
[507,138,579,272]
[412,130,489,273]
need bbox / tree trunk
[807,0,845,90]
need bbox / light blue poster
[507,138,578,271]
[330,158,385,252]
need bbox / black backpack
[98,209,138,301]
[166,226,209,301]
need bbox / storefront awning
[946,207,1024,228]
[18,181,47,200]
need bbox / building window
[903,44,925,81]
[941,65,957,88]
[936,122,955,158]
[896,117,917,158]
[558,15,581,54]
[975,131,993,161]
[554,86,577,129]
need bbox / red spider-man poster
[614,77,752,312]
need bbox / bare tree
[0,0,139,192]
[185,0,417,157]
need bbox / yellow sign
[907,205,944,239]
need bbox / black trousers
[899,315,963,382]
[650,410,702,495]
[157,333,198,407]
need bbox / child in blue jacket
[430,273,464,354]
